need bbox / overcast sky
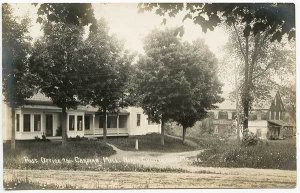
[10,3,236,92]
[11,3,228,56]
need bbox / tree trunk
[239,35,250,137]
[182,126,187,144]
[160,116,165,146]
[242,99,249,135]
[234,62,240,142]
[61,106,67,145]
[11,107,16,151]
[103,107,107,142]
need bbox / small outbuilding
[267,120,295,140]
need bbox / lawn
[194,138,297,170]
[3,140,115,170]
[2,139,188,173]
[107,133,198,152]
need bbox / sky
[10,3,228,57]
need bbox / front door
[46,114,53,136]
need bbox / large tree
[136,29,223,145]
[172,40,223,143]
[29,3,97,143]
[29,21,84,143]
[221,25,295,136]
[138,3,295,136]
[78,19,134,142]
[2,4,35,150]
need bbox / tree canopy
[136,29,223,144]
[29,22,84,109]
[138,3,295,41]
[78,18,134,140]
[34,3,97,31]
[2,4,35,107]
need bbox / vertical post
[40,114,43,134]
[135,139,138,150]
[117,114,119,135]
[11,108,16,150]
[92,114,95,135]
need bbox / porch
[83,113,129,136]
[14,105,130,140]
[267,120,295,140]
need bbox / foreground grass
[4,177,81,190]
[194,138,296,170]
[107,133,197,152]
[3,140,187,173]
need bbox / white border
[0,1,298,193]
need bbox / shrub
[242,132,259,146]
[41,133,48,141]
[56,126,62,136]
[195,138,296,170]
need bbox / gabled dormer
[268,91,285,120]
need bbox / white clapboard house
[3,93,161,141]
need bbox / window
[208,112,215,119]
[137,114,141,126]
[261,111,268,120]
[34,114,41,131]
[23,114,31,132]
[77,116,83,131]
[257,129,262,138]
[107,116,117,128]
[214,126,219,134]
[148,117,151,125]
[69,115,75,130]
[279,111,281,120]
[147,114,154,125]
[16,114,20,132]
[218,111,228,119]
[249,112,257,121]
[84,116,90,130]
[99,116,104,128]
[231,112,237,119]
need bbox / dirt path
[106,143,296,178]
[3,143,296,189]
[4,169,296,189]
[107,142,204,170]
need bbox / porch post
[92,114,95,135]
[117,115,119,134]
[40,114,44,134]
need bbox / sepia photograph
[1,0,297,190]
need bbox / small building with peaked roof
[208,90,295,140]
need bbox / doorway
[46,114,53,136]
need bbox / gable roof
[215,90,281,111]
[23,92,129,114]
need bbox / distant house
[208,91,295,140]
[3,93,161,141]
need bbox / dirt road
[4,169,296,189]
[3,144,296,189]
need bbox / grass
[194,138,296,170]
[3,139,189,173]
[3,140,115,170]
[107,133,197,152]
[4,177,82,190]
